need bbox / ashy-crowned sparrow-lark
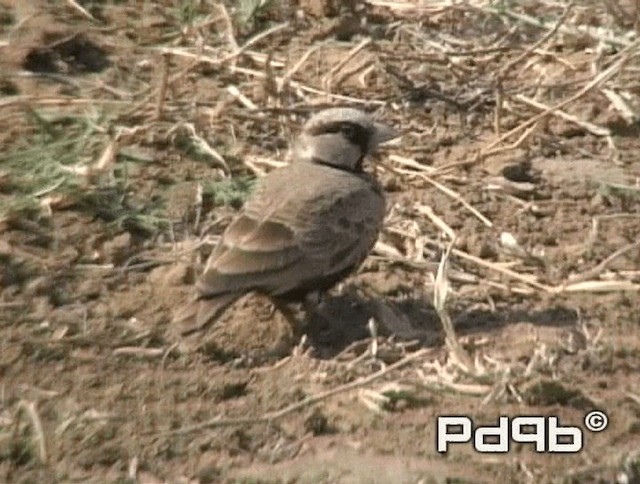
[174,107,396,336]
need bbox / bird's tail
[172,293,240,336]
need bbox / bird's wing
[197,180,384,299]
[298,185,385,275]
[197,187,306,297]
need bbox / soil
[1,1,640,483]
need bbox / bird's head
[292,108,396,172]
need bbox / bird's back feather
[196,163,385,302]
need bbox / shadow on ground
[304,290,578,359]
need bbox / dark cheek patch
[307,121,371,154]
[341,124,369,154]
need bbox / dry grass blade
[65,0,98,22]
[155,54,170,120]
[232,65,386,105]
[555,280,640,293]
[279,44,322,92]
[434,239,474,372]
[59,126,143,179]
[626,392,640,407]
[227,85,260,111]
[14,400,47,464]
[415,204,456,239]
[602,88,638,123]
[418,172,493,228]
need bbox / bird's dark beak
[371,122,398,148]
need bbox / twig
[226,65,388,106]
[156,347,433,436]
[233,22,289,57]
[194,182,203,233]
[159,23,289,68]
[426,239,553,292]
[0,302,27,308]
[569,240,640,284]
[414,204,456,239]
[279,44,322,92]
[113,347,165,358]
[227,85,260,111]
[394,167,493,228]
[0,96,131,109]
[323,38,372,90]
[173,123,230,173]
[602,88,638,123]
[133,22,288,119]
[514,94,610,137]
[625,391,640,406]
[389,155,437,174]
[494,80,503,135]
[556,280,640,293]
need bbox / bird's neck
[307,156,364,173]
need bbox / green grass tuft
[0,109,107,219]
[203,175,256,209]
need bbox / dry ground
[1,1,640,483]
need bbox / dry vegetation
[1,0,640,482]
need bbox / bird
[173,107,396,337]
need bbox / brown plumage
[173,108,395,336]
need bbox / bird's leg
[302,291,323,314]
[303,291,333,335]
[270,298,306,340]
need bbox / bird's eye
[340,123,356,140]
